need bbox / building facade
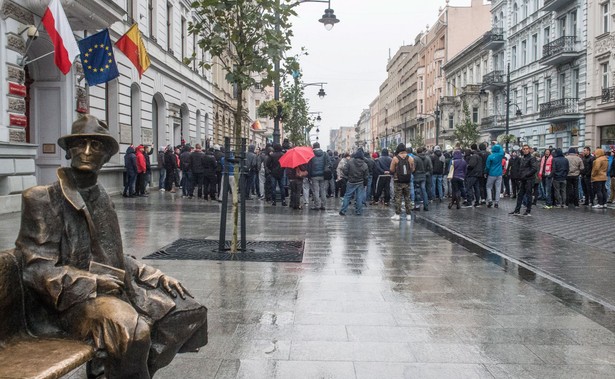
[0,0,264,213]
[586,0,615,149]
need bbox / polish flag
[41,0,80,74]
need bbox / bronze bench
[0,249,94,379]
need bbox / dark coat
[519,153,538,180]
[551,149,569,181]
[342,157,369,184]
[124,146,137,176]
[189,150,207,174]
[466,151,483,178]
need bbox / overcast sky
[289,0,484,149]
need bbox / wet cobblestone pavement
[2,193,615,378]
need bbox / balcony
[440,96,458,107]
[542,0,575,12]
[602,87,615,103]
[540,36,582,66]
[482,71,505,91]
[484,27,505,50]
[539,98,582,122]
[461,84,482,95]
[481,115,505,131]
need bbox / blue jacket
[452,150,468,180]
[308,149,329,177]
[485,144,504,177]
[552,148,569,181]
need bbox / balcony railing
[539,98,579,120]
[482,70,505,89]
[602,87,615,103]
[542,36,578,61]
[484,27,505,50]
[543,0,574,12]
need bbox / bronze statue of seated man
[15,115,207,379]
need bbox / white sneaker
[159,188,165,192]
[390,214,400,221]
[592,204,603,209]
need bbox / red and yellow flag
[115,24,150,78]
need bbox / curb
[414,214,615,332]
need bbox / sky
[289,0,483,149]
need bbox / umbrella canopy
[279,146,314,168]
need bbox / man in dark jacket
[307,142,330,210]
[509,150,521,198]
[510,145,537,216]
[363,151,375,204]
[189,144,206,199]
[413,147,430,210]
[266,143,286,206]
[203,148,218,200]
[431,146,446,201]
[213,144,224,197]
[157,146,166,191]
[552,148,569,207]
[465,145,483,207]
[478,143,490,203]
[123,145,137,197]
[339,148,369,216]
[581,146,595,206]
[245,145,258,199]
[373,148,392,205]
[164,145,177,192]
[180,145,193,198]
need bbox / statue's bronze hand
[160,275,193,300]
[96,274,124,295]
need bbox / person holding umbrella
[279,145,316,209]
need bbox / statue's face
[68,138,109,172]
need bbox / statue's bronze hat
[58,115,119,156]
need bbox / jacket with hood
[418,152,433,175]
[266,144,285,179]
[135,145,146,174]
[189,148,206,174]
[363,154,375,177]
[124,146,138,176]
[308,148,329,178]
[203,150,218,177]
[466,150,483,178]
[551,148,569,181]
[246,145,258,172]
[478,144,490,174]
[509,154,521,179]
[343,150,369,184]
[413,152,427,182]
[431,150,446,175]
[592,149,608,182]
[485,144,504,176]
[374,149,392,176]
[452,150,468,180]
[163,148,176,173]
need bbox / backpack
[395,155,412,183]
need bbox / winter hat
[567,147,577,155]
[213,144,220,151]
[434,145,441,151]
[372,152,379,159]
[395,143,406,154]
[470,143,478,151]
[353,148,365,159]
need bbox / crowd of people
[122,139,615,221]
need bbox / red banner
[8,82,26,97]
[9,114,27,127]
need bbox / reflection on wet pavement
[1,193,614,378]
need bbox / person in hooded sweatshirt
[135,144,148,196]
[465,144,483,207]
[591,148,609,208]
[551,148,569,207]
[307,142,331,210]
[123,145,137,197]
[339,148,369,216]
[484,144,504,208]
[565,147,584,207]
[448,149,468,210]
[373,148,393,205]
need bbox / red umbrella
[279,146,315,168]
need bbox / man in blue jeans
[339,148,369,216]
[430,146,446,201]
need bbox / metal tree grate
[143,239,304,262]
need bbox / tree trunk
[230,86,244,253]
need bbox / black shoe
[423,207,429,211]
[456,203,460,210]
[522,211,531,216]
[494,203,499,208]
[272,202,276,206]
[384,202,389,206]
[319,206,326,210]
[509,210,520,215]
[448,203,453,209]
[339,211,345,216]
[282,201,287,206]
[487,202,493,208]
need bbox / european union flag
[78,29,119,86]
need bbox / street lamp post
[273,1,339,144]
[303,82,328,98]
[434,101,441,147]
[505,63,511,153]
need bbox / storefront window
[600,126,615,150]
